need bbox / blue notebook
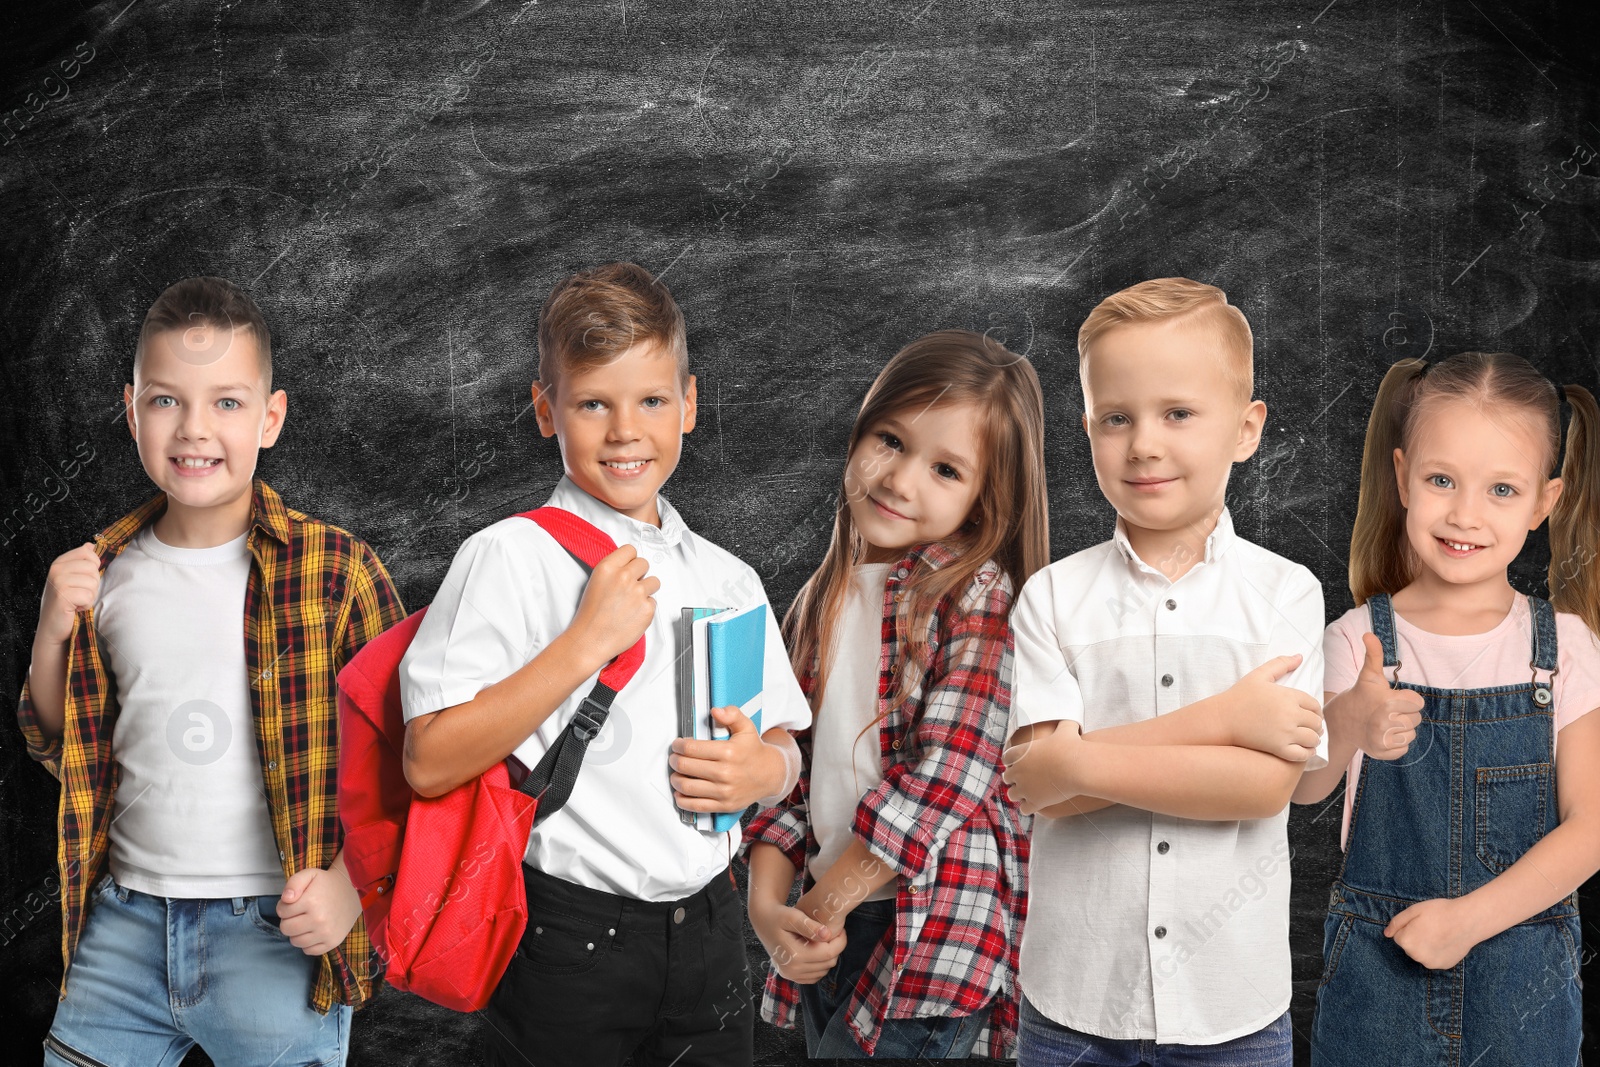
[705,603,766,833]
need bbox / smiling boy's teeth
[604,460,646,470]
[177,457,219,468]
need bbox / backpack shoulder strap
[513,506,647,826]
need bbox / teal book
[705,603,767,833]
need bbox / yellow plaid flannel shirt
[16,478,406,1012]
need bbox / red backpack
[336,507,644,1012]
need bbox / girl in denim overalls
[1295,352,1600,1066]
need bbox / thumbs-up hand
[1330,632,1426,761]
[1215,653,1326,761]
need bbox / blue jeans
[799,897,991,1058]
[1018,995,1292,1067]
[43,872,351,1067]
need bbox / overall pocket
[1474,763,1550,875]
[1318,912,1357,987]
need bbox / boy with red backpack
[398,262,810,1065]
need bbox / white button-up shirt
[400,476,812,901]
[1009,508,1325,1044]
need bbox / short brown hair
[134,276,273,385]
[1078,277,1253,402]
[537,262,688,392]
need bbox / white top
[96,527,285,898]
[805,563,896,902]
[1323,599,1600,850]
[1009,509,1326,1044]
[400,475,812,901]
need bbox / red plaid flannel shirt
[745,541,1030,1057]
[15,479,406,1012]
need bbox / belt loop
[231,896,247,916]
[114,883,131,904]
[705,881,719,925]
[612,903,630,950]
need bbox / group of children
[16,263,1600,1067]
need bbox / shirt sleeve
[743,726,814,875]
[1008,566,1083,740]
[754,575,812,733]
[16,669,65,776]
[1273,566,1329,769]
[336,540,407,673]
[399,522,554,720]
[1322,611,1365,699]
[1555,613,1600,735]
[852,571,1013,882]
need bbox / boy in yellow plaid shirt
[18,277,405,1067]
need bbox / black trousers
[481,864,754,1067]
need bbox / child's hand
[569,544,659,667]
[276,865,363,957]
[1216,654,1325,761]
[1385,896,1480,970]
[669,705,780,812]
[1328,633,1426,761]
[37,543,101,646]
[749,894,845,986]
[1001,721,1082,815]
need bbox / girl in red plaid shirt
[746,329,1048,1058]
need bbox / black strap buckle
[570,696,609,741]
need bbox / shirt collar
[1111,506,1236,576]
[545,474,687,550]
[94,478,291,560]
[883,539,961,583]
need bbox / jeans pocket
[516,908,612,976]
[248,895,291,940]
[1475,763,1550,875]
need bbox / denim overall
[1311,594,1583,1067]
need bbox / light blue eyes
[150,396,243,410]
[1427,474,1517,497]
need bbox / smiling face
[124,326,284,535]
[1395,396,1562,590]
[1081,317,1264,557]
[843,402,985,562]
[533,340,696,526]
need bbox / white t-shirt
[805,563,896,903]
[1010,509,1326,1045]
[96,527,285,898]
[399,476,813,902]
[1323,597,1600,850]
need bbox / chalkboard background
[3,1,1599,1063]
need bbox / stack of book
[674,602,766,832]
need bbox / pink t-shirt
[1323,597,1600,850]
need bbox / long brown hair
[1348,352,1600,635]
[783,329,1050,721]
